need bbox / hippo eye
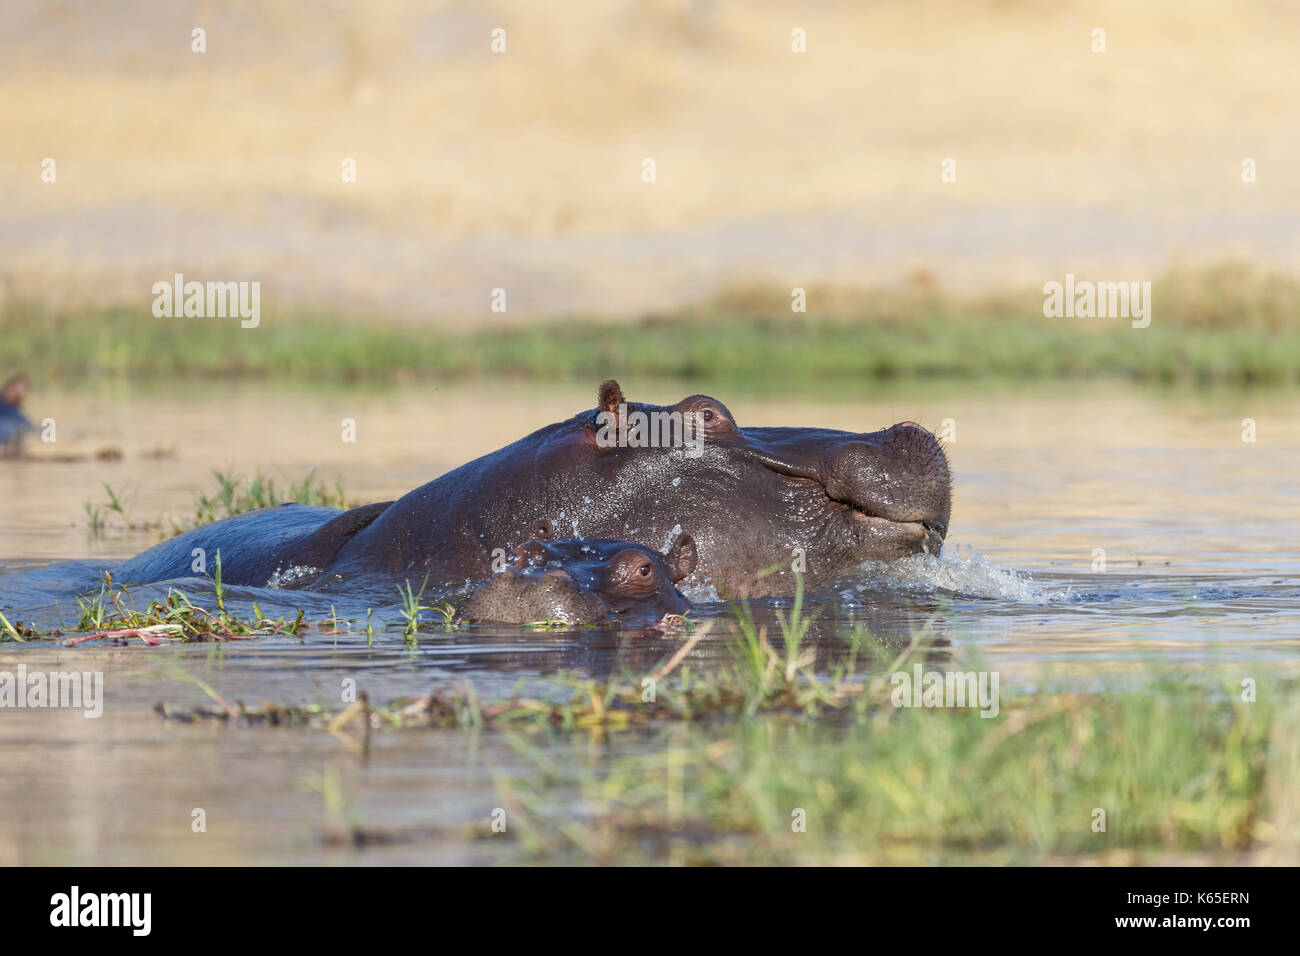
[679,398,734,430]
[611,550,658,592]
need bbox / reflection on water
[1,381,1298,863]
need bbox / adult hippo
[459,534,696,625]
[114,380,950,598]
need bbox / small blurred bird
[1,373,34,456]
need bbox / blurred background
[2,0,1299,324]
[2,0,1298,563]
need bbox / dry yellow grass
[3,0,1298,319]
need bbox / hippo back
[113,503,348,586]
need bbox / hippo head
[415,379,951,599]
[459,534,697,625]
[330,379,952,599]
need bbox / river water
[1,381,1297,863]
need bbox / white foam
[661,523,684,553]
[265,565,321,589]
[680,582,723,604]
[676,547,1065,608]
[853,547,1069,604]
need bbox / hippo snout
[461,566,607,625]
[824,422,951,547]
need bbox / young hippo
[459,533,697,626]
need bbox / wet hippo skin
[459,534,696,626]
[114,380,950,599]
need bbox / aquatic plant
[182,468,348,532]
[25,570,1291,865]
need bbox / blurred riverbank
[5,263,1298,386]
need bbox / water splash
[266,565,321,589]
[853,547,1071,605]
[660,523,684,554]
[680,582,723,604]
[671,545,1068,608]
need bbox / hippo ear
[598,379,625,413]
[664,533,697,583]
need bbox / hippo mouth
[833,494,945,556]
[788,476,943,556]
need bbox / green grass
[6,262,1300,386]
[493,680,1285,865]
[82,481,155,540]
[156,650,1294,865]
[395,574,456,644]
[71,468,349,540]
[19,557,1295,864]
[138,592,1298,864]
[185,468,348,530]
[60,563,308,645]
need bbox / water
[1,381,1298,863]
